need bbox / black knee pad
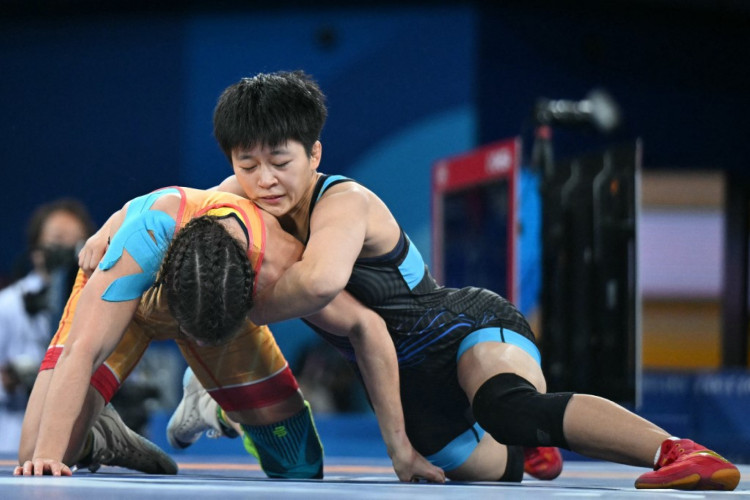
[498,445,524,482]
[472,373,572,449]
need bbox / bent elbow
[304,272,346,310]
[305,281,342,310]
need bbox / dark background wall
[476,2,750,169]
[1,0,748,282]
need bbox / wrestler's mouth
[260,195,284,204]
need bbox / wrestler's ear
[310,141,322,170]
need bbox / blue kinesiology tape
[98,189,178,302]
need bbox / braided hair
[159,216,254,345]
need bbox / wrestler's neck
[278,172,321,243]
[255,211,305,295]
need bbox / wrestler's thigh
[179,322,304,425]
[458,341,546,403]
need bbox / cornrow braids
[159,216,254,345]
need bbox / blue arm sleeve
[98,191,178,302]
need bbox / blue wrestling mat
[5,369,750,498]
[2,455,748,499]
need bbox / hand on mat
[78,228,109,276]
[392,447,445,483]
[14,458,73,477]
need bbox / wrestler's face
[231,140,321,219]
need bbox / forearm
[348,320,412,459]
[30,273,136,464]
[250,261,339,325]
[32,349,95,464]
[301,293,409,451]
[304,293,442,482]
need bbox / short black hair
[213,70,328,161]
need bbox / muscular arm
[249,188,368,325]
[19,193,179,476]
[21,255,141,475]
[305,293,445,484]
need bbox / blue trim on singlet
[398,236,426,290]
[425,422,486,471]
[315,174,350,202]
[456,327,542,366]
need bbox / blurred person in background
[0,198,95,454]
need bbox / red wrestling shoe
[635,438,740,490]
[523,446,563,480]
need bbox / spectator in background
[0,198,95,453]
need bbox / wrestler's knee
[472,373,572,449]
